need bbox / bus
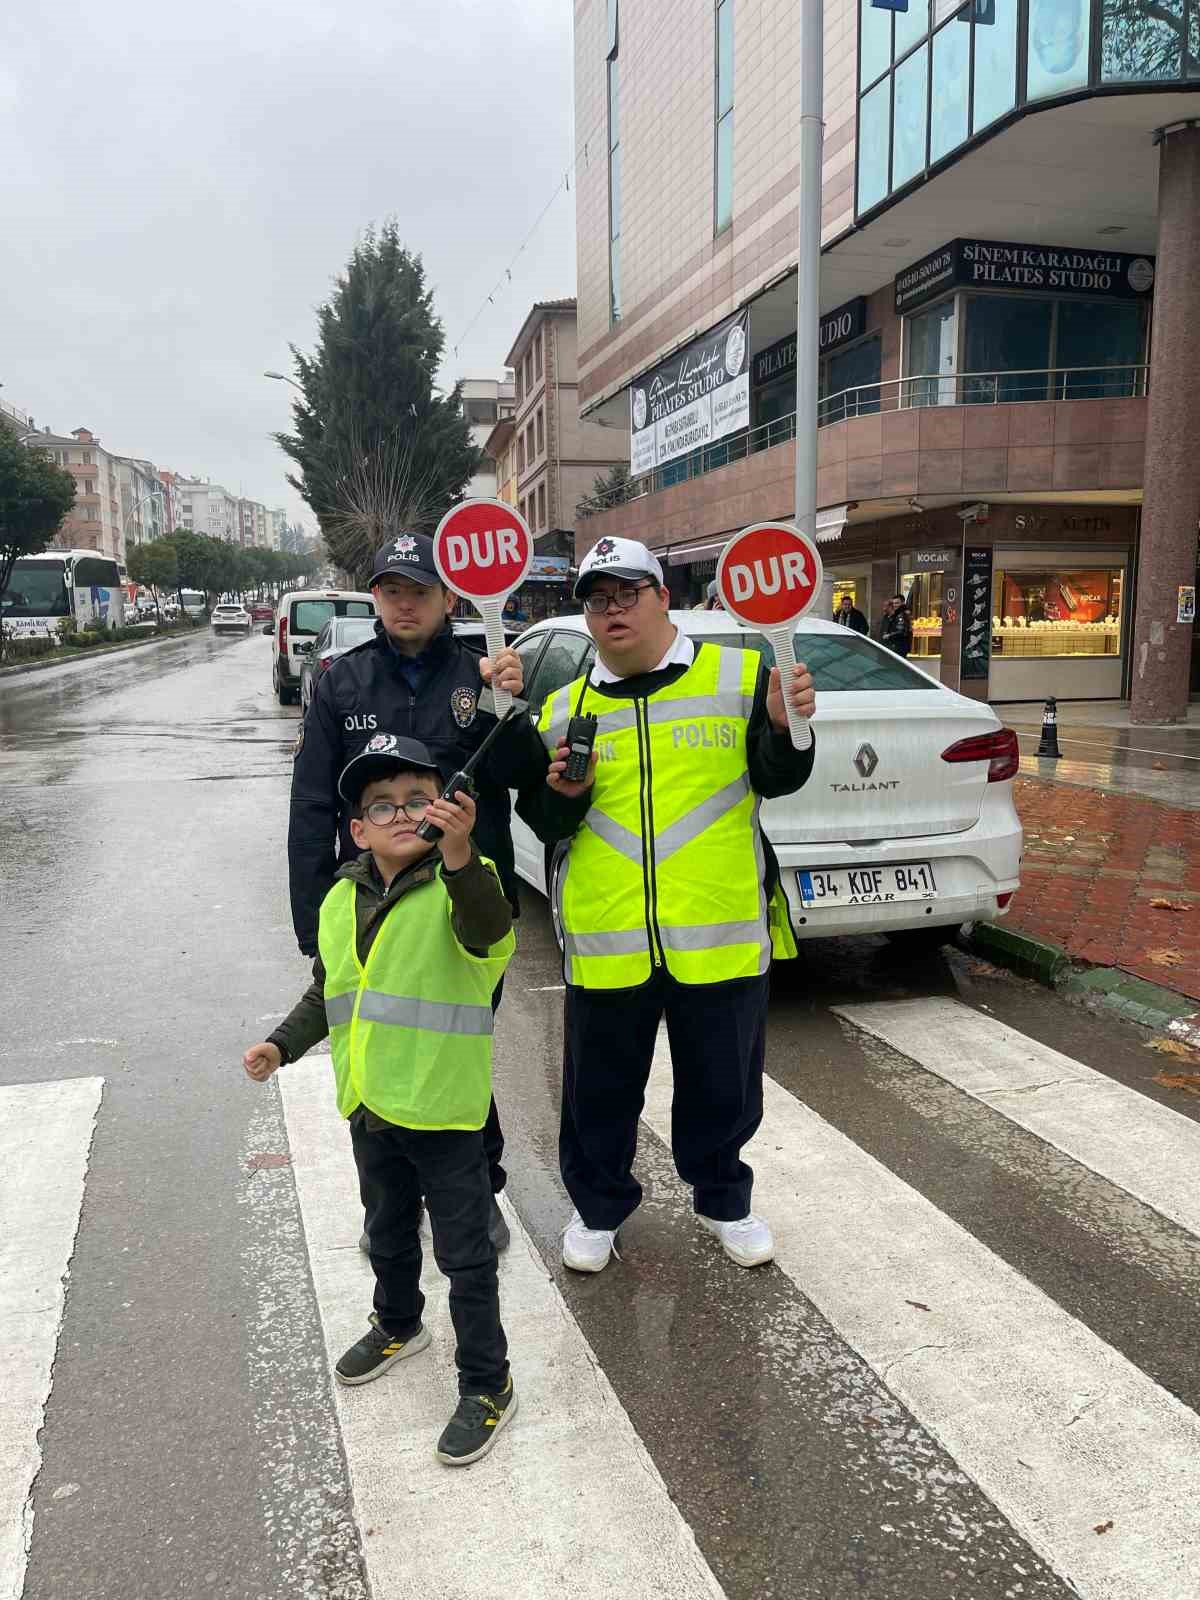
[0,549,125,639]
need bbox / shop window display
[901,570,945,657]
[990,567,1123,656]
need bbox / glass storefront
[857,0,1197,214]
[991,566,1124,656]
[905,300,958,406]
[819,336,883,423]
[900,568,945,658]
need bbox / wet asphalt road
[3,631,1198,1600]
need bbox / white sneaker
[562,1211,618,1273]
[698,1212,775,1268]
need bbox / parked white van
[271,588,375,705]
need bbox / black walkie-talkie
[563,714,598,782]
[415,706,516,843]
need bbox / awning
[664,504,849,565]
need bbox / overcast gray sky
[1,0,576,529]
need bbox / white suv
[271,588,376,705]
[211,603,252,636]
[509,611,1023,951]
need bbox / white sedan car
[211,603,252,636]
[508,610,1022,950]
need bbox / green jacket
[268,847,513,1069]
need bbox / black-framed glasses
[363,796,432,825]
[582,581,655,615]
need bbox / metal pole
[793,0,824,541]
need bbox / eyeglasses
[581,581,655,616]
[363,796,432,825]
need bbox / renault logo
[853,743,879,778]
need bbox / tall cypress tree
[275,222,478,584]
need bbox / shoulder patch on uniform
[450,685,477,728]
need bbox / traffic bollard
[1036,695,1061,760]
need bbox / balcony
[576,367,1148,545]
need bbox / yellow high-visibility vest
[538,642,797,989]
[317,866,514,1128]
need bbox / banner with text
[630,310,750,475]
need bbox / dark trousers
[483,977,506,1192]
[350,1113,508,1396]
[560,970,769,1231]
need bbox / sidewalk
[992,702,1200,1008]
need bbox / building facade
[461,377,517,501]
[175,478,240,542]
[573,0,1200,715]
[32,427,127,566]
[114,457,167,549]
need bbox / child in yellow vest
[241,733,516,1466]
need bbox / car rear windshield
[710,632,930,691]
[291,599,374,636]
[334,617,379,648]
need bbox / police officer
[289,532,540,1250]
[515,537,816,1275]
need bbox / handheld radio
[562,714,599,783]
[415,706,516,843]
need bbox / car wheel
[546,844,566,958]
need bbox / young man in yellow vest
[517,538,816,1275]
[242,733,518,1466]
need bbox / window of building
[465,398,498,425]
[608,0,621,322]
[82,452,93,465]
[527,424,536,465]
[537,482,547,528]
[715,0,734,232]
[1027,0,1089,100]
[857,76,891,211]
[991,567,1124,658]
[930,13,970,162]
[905,297,959,407]
[860,0,891,88]
[819,336,883,424]
[518,432,526,472]
[535,407,544,456]
[525,350,534,393]
[892,42,928,187]
[972,0,1017,130]
[1102,0,1185,80]
[534,333,543,380]
[515,367,523,406]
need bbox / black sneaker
[488,1196,511,1254]
[435,1374,517,1466]
[335,1313,431,1386]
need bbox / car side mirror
[294,641,312,655]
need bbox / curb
[966,921,1200,1039]
[0,628,199,678]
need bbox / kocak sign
[630,310,749,474]
[895,238,1156,314]
[752,298,868,389]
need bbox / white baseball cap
[574,536,665,599]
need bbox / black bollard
[1036,695,1061,760]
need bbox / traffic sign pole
[432,498,534,720]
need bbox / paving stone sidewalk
[1008,776,1200,1002]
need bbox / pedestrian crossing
[0,1076,103,1600]
[7,997,1200,1600]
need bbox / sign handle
[766,624,813,752]
[479,601,512,718]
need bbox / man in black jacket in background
[288,534,542,1249]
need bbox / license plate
[797,863,939,907]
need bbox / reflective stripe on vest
[540,642,784,989]
[317,868,514,1128]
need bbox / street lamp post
[264,371,304,393]
[793,0,824,550]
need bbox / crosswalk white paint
[0,1077,103,1600]
[278,1055,727,1600]
[834,997,1200,1242]
[643,1033,1200,1600]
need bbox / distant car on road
[211,603,252,636]
[451,618,523,651]
[299,615,379,712]
[272,587,375,705]
[250,602,274,623]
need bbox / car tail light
[317,653,334,674]
[941,728,1020,782]
[278,614,288,656]
[997,891,1015,908]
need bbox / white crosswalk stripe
[642,1027,1200,1600]
[0,1077,103,1600]
[278,1054,727,1600]
[834,997,1200,1241]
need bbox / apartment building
[175,478,240,542]
[573,0,1199,717]
[461,377,517,500]
[32,427,127,565]
[114,457,167,548]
